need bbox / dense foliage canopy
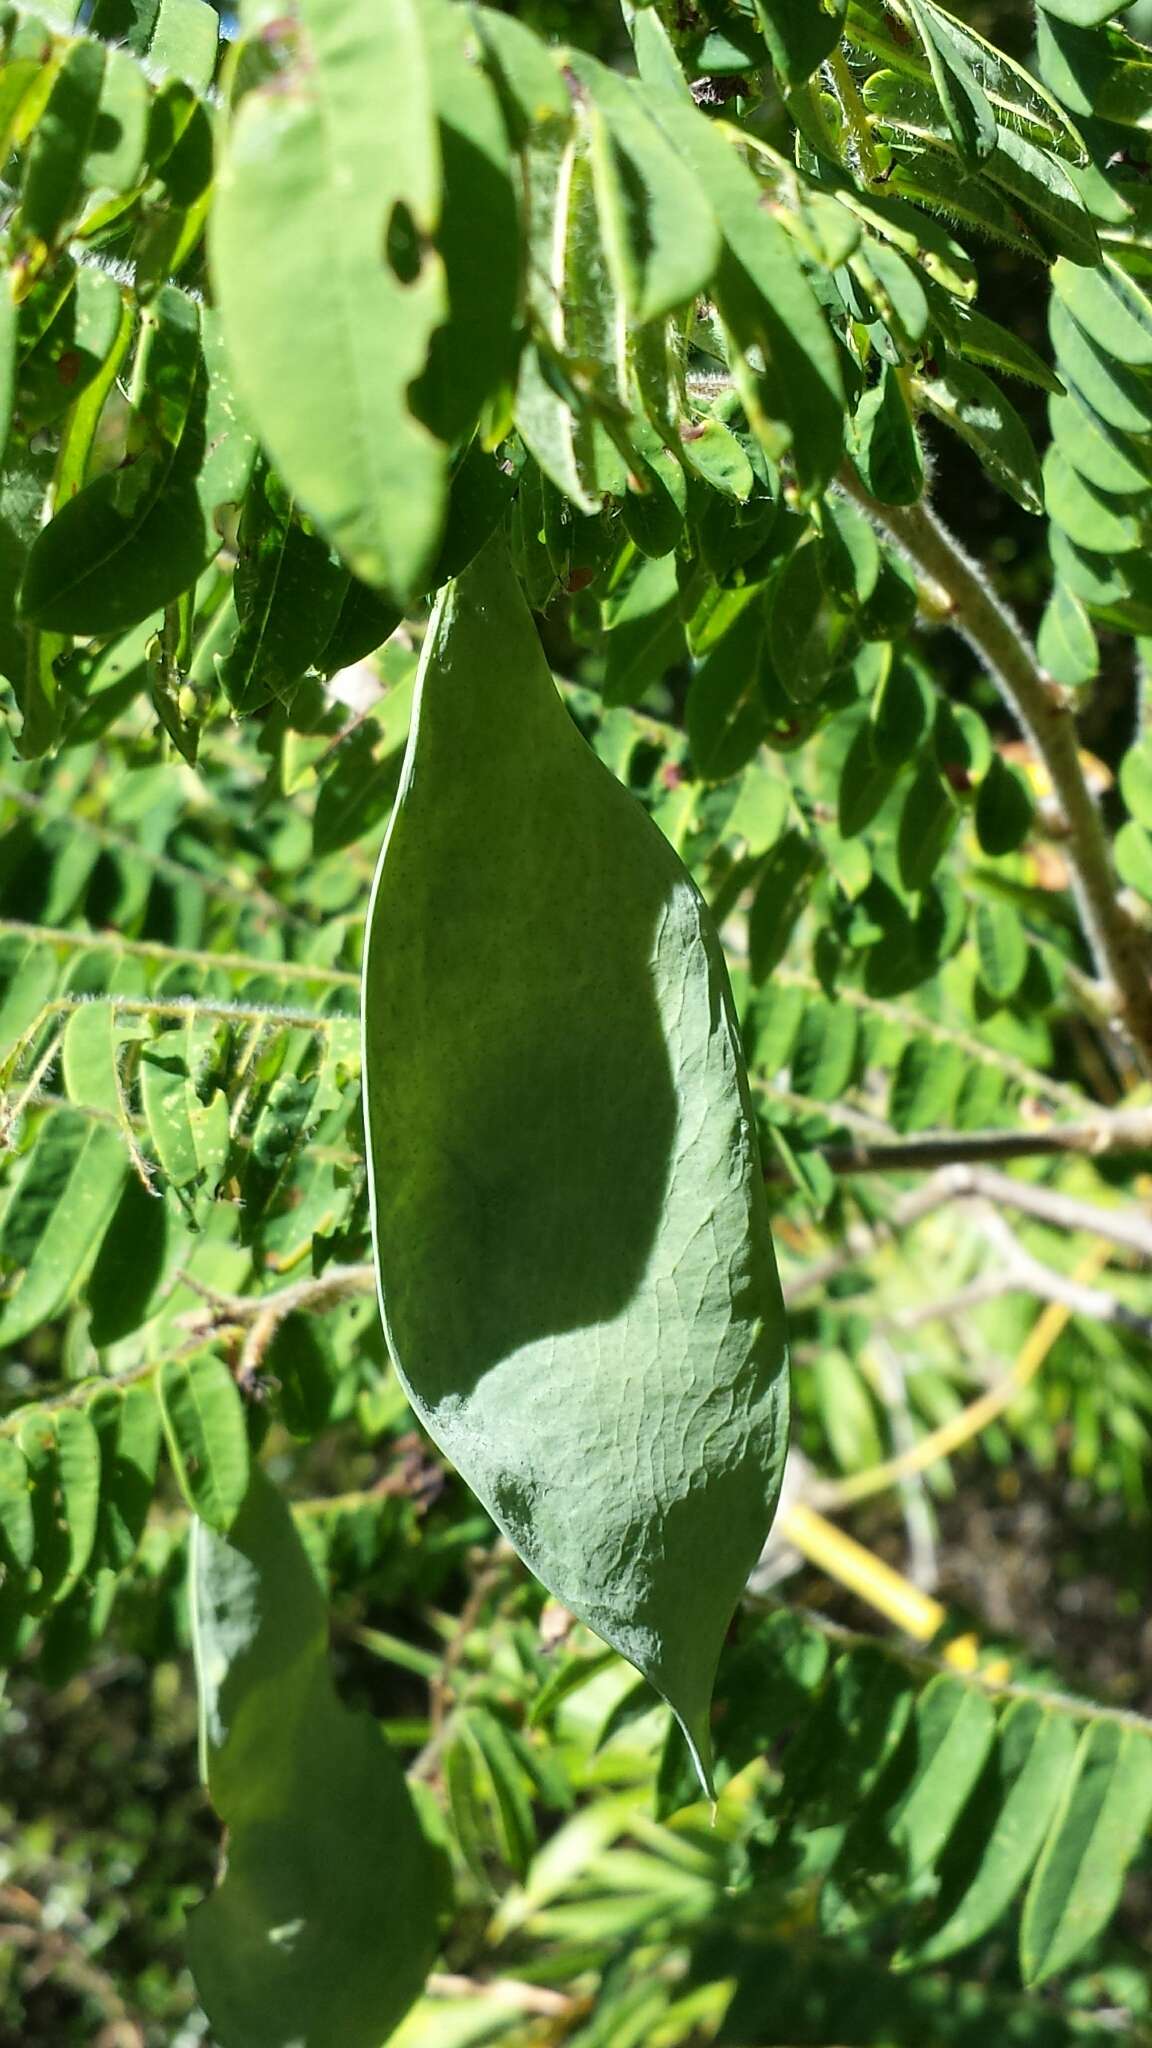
[3,0,1152,2043]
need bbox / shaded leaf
[362,539,788,1790]
[188,1467,442,2048]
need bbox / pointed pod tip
[674,1702,715,1806]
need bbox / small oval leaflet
[362,538,789,1790]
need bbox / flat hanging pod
[362,537,788,1789]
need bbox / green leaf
[157,1352,250,1531]
[983,126,1099,267]
[790,1000,860,1102]
[1048,387,1152,498]
[1037,580,1098,685]
[1038,0,1134,20]
[85,42,150,192]
[641,98,844,496]
[18,1405,101,1607]
[0,1436,34,1574]
[753,0,847,87]
[0,268,14,462]
[768,541,856,704]
[1050,296,1152,435]
[1044,444,1143,553]
[749,829,819,979]
[140,1016,229,1200]
[1120,739,1152,829]
[362,539,788,1791]
[975,755,1035,857]
[906,1701,1077,1966]
[19,286,208,634]
[569,53,721,326]
[942,300,1064,394]
[147,0,218,92]
[19,38,105,245]
[1114,817,1152,901]
[686,604,769,780]
[849,366,924,507]
[15,265,124,435]
[90,1381,162,1571]
[975,899,1029,1003]
[414,0,520,445]
[918,356,1043,515]
[839,719,901,837]
[907,0,996,165]
[825,1675,998,1929]
[889,1036,966,1131]
[1021,1719,1152,1985]
[782,1646,914,1824]
[212,0,447,595]
[898,759,956,891]
[188,1467,442,2048]
[220,466,349,715]
[1055,254,1152,369]
[0,1113,126,1347]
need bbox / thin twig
[771,1104,1152,1179]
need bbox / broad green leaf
[906,1702,1077,1965]
[1021,1719,1152,1985]
[0,1436,34,1573]
[19,38,104,245]
[919,356,1043,515]
[212,0,447,594]
[0,1113,126,1346]
[907,0,996,164]
[362,539,789,1789]
[1037,581,1099,686]
[753,0,847,86]
[188,1467,442,2048]
[18,1406,101,1607]
[976,899,1029,1003]
[19,286,207,634]
[680,418,755,502]
[569,52,721,326]
[157,1352,250,1531]
[641,100,844,495]
[975,754,1035,856]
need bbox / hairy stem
[839,473,1152,1070]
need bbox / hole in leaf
[385,201,423,286]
